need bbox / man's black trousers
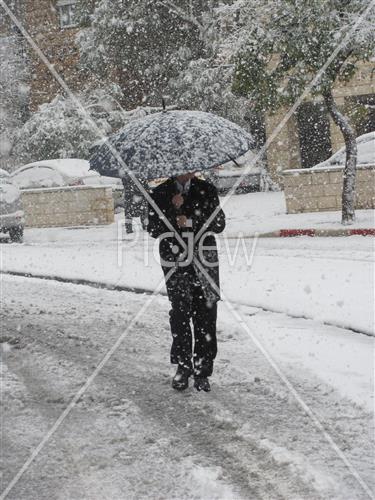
[167,268,218,377]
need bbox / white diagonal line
[194,0,375,244]
[0,267,175,500]
[191,256,374,499]
[0,0,188,259]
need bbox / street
[1,273,373,499]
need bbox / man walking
[147,173,225,392]
[122,174,148,234]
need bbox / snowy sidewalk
[223,192,374,233]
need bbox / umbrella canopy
[89,110,254,179]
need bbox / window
[297,102,332,168]
[57,0,77,29]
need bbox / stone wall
[283,165,375,214]
[21,185,114,227]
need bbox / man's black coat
[147,177,226,302]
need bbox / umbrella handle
[229,156,240,167]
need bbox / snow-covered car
[205,150,262,194]
[0,168,25,242]
[10,159,122,190]
[312,131,375,169]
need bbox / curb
[1,270,370,337]
[258,228,375,237]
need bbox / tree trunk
[323,89,357,225]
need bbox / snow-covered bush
[12,84,147,165]
[13,95,98,164]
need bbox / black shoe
[194,377,211,392]
[172,365,192,391]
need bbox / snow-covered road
[1,275,374,499]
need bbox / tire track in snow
[2,319,320,500]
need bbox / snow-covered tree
[75,0,214,107]
[168,1,269,157]
[0,31,29,169]
[232,0,375,224]
[12,84,149,164]
[170,60,246,125]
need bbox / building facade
[265,61,375,181]
[23,0,84,110]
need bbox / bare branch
[157,0,205,33]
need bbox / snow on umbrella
[89,110,254,179]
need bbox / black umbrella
[89,110,254,179]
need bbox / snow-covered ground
[224,192,374,234]
[1,191,374,499]
[1,275,374,499]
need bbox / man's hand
[176,215,192,228]
[172,193,184,209]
